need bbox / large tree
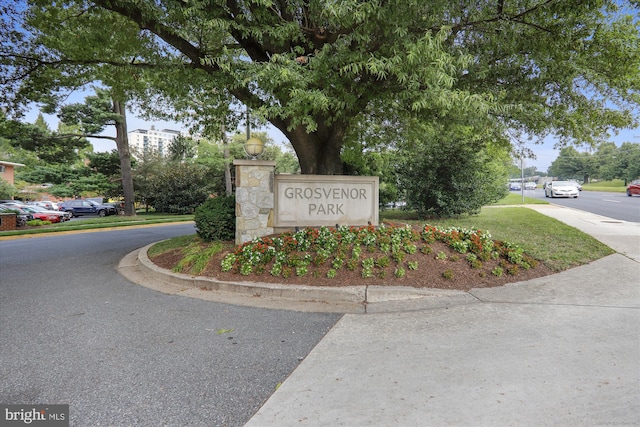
[1,1,639,175]
[548,146,594,181]
[58,89,137,215]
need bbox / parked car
[627,180,640,197]
[32,200,58,210]
[0,205,32,226]
[22,207,65,223]
[21,205,71,222]
[91,200,117,215]
[509,182,522,191]
[544,181,580,198]
[3,203,68,223]
[524,182,537,190]
[58,199,116,217]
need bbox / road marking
[602,199,621,203]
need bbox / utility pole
[521,155,525,203]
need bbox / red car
[627,180,640,197]
[13,205,69,223]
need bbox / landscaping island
[149,222,555,292]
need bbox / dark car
[627,180,640,197]
[58,199,116,217]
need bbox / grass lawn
[491,193,548,205]
[0,213,194,238]
[581,179,627,192]
[406,207,614,271]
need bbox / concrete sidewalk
[246,205,640,426]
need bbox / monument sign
[274,174,379,227]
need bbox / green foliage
[549,142,640,184]
[194,196,235,242]
[16,164,76,184]
[0,178,16,199]
[220,223,530,281]
[394,267,406,278]
[0,113,89,165]
[88,150,126,178]
[3,0,637,177]
[146,163,216,214]
[168,135,198,162]
[398,122,510,217]
[58,88,121,135]
[342,140,400,208]
[548,146,593,182]
[26,219,51,226]
[173,241,223,275]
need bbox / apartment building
[128,126,182,158]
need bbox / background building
[0,160,25,186]
[128,126,182,158]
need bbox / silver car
[544,181,580,198]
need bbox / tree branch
[51,132,116,141]
[445,0,556,35]
[92,0,219,73]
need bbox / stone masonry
[233,160,276,245]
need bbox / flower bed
[219,224,540,287]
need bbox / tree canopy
[548,141,640,183]
[1,0,639,175]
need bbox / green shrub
[443,269,454,280]
[26,219,52,227]
[194,196,236,242]
[146,163,217,214]
[397,127,510,217]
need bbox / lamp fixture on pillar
[244,137,264,160]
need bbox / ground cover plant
[149,207,614,291]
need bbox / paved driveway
[0,225,341,426]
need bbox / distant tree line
[548,143,640,184]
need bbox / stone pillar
[233,160,276,245]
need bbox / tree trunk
[284,122,346,175]
[112,99,136,216]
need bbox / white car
[524,182,537,190]
[568,180,583,191]
[544,181,579,198]
[33,200,58,210]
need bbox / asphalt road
[516,188,640,223]
[0,224,341,426]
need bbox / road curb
[119,243,473,313]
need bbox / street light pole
[246,105,250,140]
[521,155,525,203]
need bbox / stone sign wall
[233,159,276,245]
[274,174,379,228]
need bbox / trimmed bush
[194,196,235,242]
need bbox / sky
[25,105,639,174]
